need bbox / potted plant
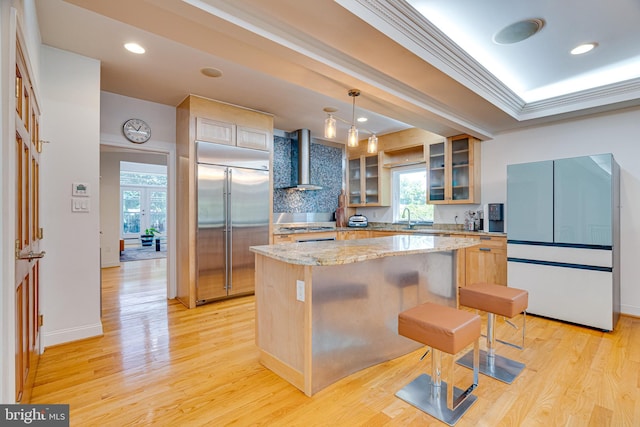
[140,227,158,247]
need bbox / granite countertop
[250,234,480,266]
[350,225,507,237]
[272,222,506,237]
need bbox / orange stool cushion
[459,283,528,318]
[398,302,480,355]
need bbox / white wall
[39,46,103,347]
[481,106,640,316]
[100,150,167,268]
[99,91,177,297]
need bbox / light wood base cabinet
[338,229,371,240]
[463,235,507,286]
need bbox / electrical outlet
[296,280,305,302]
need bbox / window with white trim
[392,165,434,224]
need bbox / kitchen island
[250,234,479,396]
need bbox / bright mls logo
[0,405,69,426]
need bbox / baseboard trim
[42,322,104,349]
[101,261,121,268]
[621,304,640,318]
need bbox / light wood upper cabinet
[428,134,481,204]
[196,117,235,146]
[237,126,270,151]
[347,153,389,207]
[381,144,425,167]
[196,118,270,151]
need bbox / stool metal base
[457,349,524,384]
[395,374,477,426]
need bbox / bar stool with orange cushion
[457,282,528,384]
[396,302,481,426]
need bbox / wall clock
[123,118,151,143]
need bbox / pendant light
[323,107,337,139]
[367,134,378,153]
[347,89,360,147]
[322,89,379,153]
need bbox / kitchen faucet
[402,207,413,229]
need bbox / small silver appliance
[348,214,368,227]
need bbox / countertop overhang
[250,235,480,266]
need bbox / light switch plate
[296,280,305,302]
[71,197,90,213]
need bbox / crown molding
[337,0,526,118]
[338,0,640,122]
[520,77,640,119]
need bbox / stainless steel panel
[196,142,271,303]
[309,251,456,394]
[229,167,269,296]
[196,164,228,302]
[197,141,269,170]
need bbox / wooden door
[14,41,43,403]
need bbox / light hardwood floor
[31,259,640,426]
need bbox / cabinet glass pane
[365,155,379,204]
[428,142,445,201]
[348,158,361,204]
[451,138,470,200]
[507,160,553,242]
[554,154,612,245]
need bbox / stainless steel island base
[252,235,477,396]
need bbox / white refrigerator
[506,154,620,330]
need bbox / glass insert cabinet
[348,153,390,207]
[427,134,480,204]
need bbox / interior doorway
[99,144,175,301]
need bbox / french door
[14,39,43,402]
[121,186,167,239]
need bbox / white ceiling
[35,0,640,143]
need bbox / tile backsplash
[273,134,343,215]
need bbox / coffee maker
[488,203,504,232]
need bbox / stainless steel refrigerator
[196,141,270,304]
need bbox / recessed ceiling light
[200,67,223,78]
[124,43,145,54]
[357,117,368,123]
[571,43,598,55]
[493,19,545,44]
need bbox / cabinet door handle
[480,236,491,240]
[479,247,491,252]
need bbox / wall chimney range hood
[285,129,322,190]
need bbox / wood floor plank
[29,259,640,426]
